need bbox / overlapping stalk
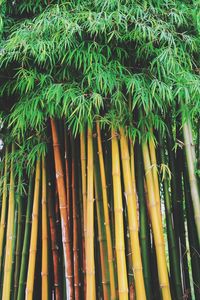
[2,143,15,299]
[119,128,146,300]
[111,128,128,300]
[25,157,41,300]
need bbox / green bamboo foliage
[0,1,199,299]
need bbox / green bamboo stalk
[94,138,110,300]
[17,173,34,300]
[158,133,183,300]
[183,163,200,299]
[135,141,152,300]
[11,207,18,299]
[183,120,200,243]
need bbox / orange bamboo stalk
[50,118,74,299]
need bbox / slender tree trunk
[17,173,34,300]
[111,128,128,300]
[96,122,116,300]
[2,143,15,300]
[135,141,152,300]
[86,126,96,300]
[47,184,62,300]
[50,118,74,300]
[41,156,49,300]
[14,179,23,300]
[142,139,171,300]
[183,164,200,299]
[94,156,110,300]
[71,135,81,299]
[183,121,200,243]
[25,157,41,300]
[80,130,87,298]
[158,133,183,300]
[0,145,8,279]
[119,128,146,300]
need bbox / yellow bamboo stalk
[2,143,15,299]
[183,121,200,242]
[86,126,96,300]
[41,156,48,300]
[96,122,116,300]
[0,146,9,274]
[25,157,41,300]
[148,134,164,245]
[119,128,146,300]
[142,140,171,300]
[94,173,110,300]
[111,128,128,300]
[148,132,161,212]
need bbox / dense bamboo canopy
[0,1,199,299]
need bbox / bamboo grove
[0,1,200,299]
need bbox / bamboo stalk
[86,126,96,300]
[47,184,62,300]
[183,121,200,243]
[64,124,72,236]
[2,143,16,300]
[0,145,9,278]
[17,173,34,300]
[80,129,87,297]
[14,178,23,300]
[96,122,116,300]
[41,156,49,300]
[111,128,128,300]
[119,128,146,300]
[50,118,74,299]
[158,133,183,300]
[11,207,18,299]
[25,157,41,300]
[135,141,152,300]
[94,171,110,300]
[94,136,110,300]
[71,135,81,299]
[183,164,200,299]
[142,140,171,300]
